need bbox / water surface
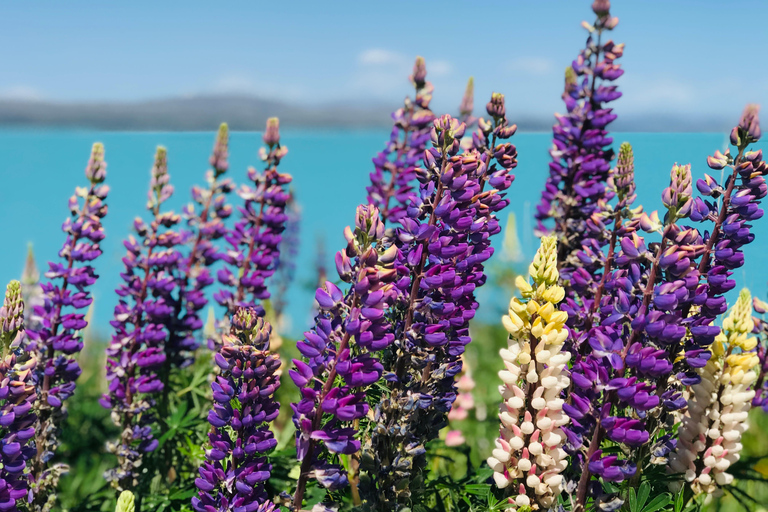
[0,130,764,339]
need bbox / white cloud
[357,49,451,76]
[0,85,44,101]
[621,78,697,112]
[351,69,406,97]
[429,60,453,77]
[212,75,258,93]
[353,49,454,98]
[507,57,556,76]
[207,74,307,102]
[358,48,407,66]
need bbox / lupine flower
[530,5,768,505]
[687,106,767,375]
[361,103,516,510]
[192,309,281,512]
[271,192,301,322]
[0,281,37,512]
[1,282,25,344]
[102,146,183,490]
[445,354,476,447]
[732,104,761,147]
[669,289,759,497]
[458,77,476,127]
[752,296,768,410]
[262,192,300,379]
[123,124,236,482]
[366,56,435,224]
[214,118,292,332]
[534,0,623,295]
[487,236,570,511]
[170,123,235,370]
[290,204,397,509]
[447,354,476,422]
[115,491,135,512]
[24,143,108,510]
[563,159,700,508]
[20,245,44,332]
[561,104,768,509]
[444,430,466,448]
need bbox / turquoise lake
[1,130,765,339]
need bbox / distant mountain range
[0,94,735,132]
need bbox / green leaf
[115,491,135,512]
[628,487,638,512]
[674,488,684,512]
[156,425,178,447]
[642,494,672,512]
[168,400,189,427]
[169,489,197,501]
[473,466,494,482]
[637,481,650,510]
[462,484,490,496]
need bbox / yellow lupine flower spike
[490,236,570,511]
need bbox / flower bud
[737,104,761,145]
[459,77,474,118]
[410,56,427,88]
[486,92,506,120]
[85,142,107,184]
[263,117,281,147]
[0,280,24,345]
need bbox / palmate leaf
[157,400,190,447]
[628,481,657,512]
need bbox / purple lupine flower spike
[534,0,623,303]
[214,117,293,330]
[25,143,108,511]
[168,124,235,371]
[0,281,37,512]
[753,296,768,411]
[567,106,766,508]
[20,244,44,332]
[192,308,281,512]
[366,56,436,224]
[272,192,300,320]
[687,107,767,374]
[458,77,476,126]
[732,104,761,146]
[134,124,236,480]
[566,160,697,508]
[361,103,516,510]
[290,204,398,510]
[563,101,768,508]
[102,146,184,491]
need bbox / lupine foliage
[3,2,768,512]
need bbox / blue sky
[2,0,767,119]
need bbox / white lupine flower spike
[487,236,571,511]
[669,289,759,498]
